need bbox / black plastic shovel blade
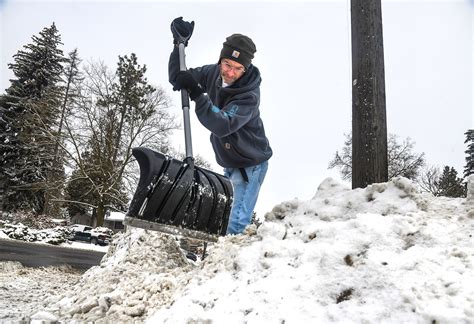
[125,147,233,241]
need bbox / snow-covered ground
[0,261,83,322]
[0,221,70,245]
[4,176,474,323]
[62,240,109,252]
[0,222,110,252]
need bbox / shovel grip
[178,43,194,160]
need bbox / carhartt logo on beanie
[219,34,256,69]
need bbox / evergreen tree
[464,129,474,178]
[0,23,66,213]
[108,53,156,165]
[437,166,466,198]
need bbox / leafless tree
[329,133,425,181]
[417,165,441,195]
[60,58,178,225]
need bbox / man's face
[220,58,246,85]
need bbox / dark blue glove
[173,71,203,100]
[171,17,194,46]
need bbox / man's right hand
[171,17,195,46]
[173,71,204,100]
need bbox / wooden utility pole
[351,0,388,189]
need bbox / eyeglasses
[221,61,246,74]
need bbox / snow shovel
[124,28,233,242]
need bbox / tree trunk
[44,61,74,217]
[351,0,388,189]
[96,201,106,227]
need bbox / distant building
[69,210,126,233]
[70,211,93,226]
[104,211,126,233]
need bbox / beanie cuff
[219,45,252,68]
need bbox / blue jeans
[224,160,269,234]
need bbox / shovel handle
[178,43,194,161]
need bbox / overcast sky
[1,0,472,216]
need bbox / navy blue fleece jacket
[169,47,272,169]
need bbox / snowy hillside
[32,177,473,323]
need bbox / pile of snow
[35,230,193,322]
[466,174,474,217]
[33,177,473,323]
[0,261,82,322]
[0,221,70,245]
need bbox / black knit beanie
[219,34,256,69]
